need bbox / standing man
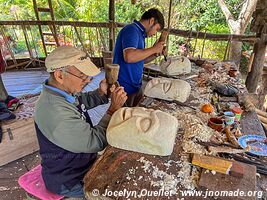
[35,46,127,198]
[113,8,165,106]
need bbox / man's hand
[162,46,167,57]
[98,79,108,96]
[152,41,165,55]
[107,86,127,115]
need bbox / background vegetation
[0,0,254,61]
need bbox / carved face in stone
[116,107,159,135]
[160,56,191,75]
[107,107,178,156]
[144,78,191,103]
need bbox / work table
[84,59,267,200]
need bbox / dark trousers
[125,88,143,107]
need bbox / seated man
[34,46,127,198]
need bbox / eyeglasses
[64,71,93,81]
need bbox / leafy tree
[218,0,257,65]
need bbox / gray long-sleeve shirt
[34,83,111,153]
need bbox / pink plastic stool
[18,164,64,200]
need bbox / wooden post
[21,26,34,60]
[258,72,267,110]
[166,0,173,49]
[200,31,207,58]
[0,75,8,101]
[48,0,60,46]
[21,25,36,68]
[245,26,267,93]
[74,26,87,53]
[109,0,115,51]
[32,0,48,56]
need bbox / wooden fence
[0,20,259,70]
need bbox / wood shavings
[183,140,208,154]
[0,187,10,191]
[163,160,173,168]
[177,154,199,190]
[150,174,179,195]
[172,111,216,155]
[128,167,136,175]
[138,157,179,194]
[137,157,152,173]
[151,166,165,179]
[190,86,212,106]
[136,155,198,193]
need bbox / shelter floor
[0,152,40,200]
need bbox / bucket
[223,111,235,125]
[208,117,224,132]
[232,107,243,121]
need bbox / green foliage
[0,0,253,61]
[14,40,26,53]
[175,0,244,31]
[206,23,230,34]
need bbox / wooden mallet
[105,64,120,97]
[158,30,169,61]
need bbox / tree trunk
[218,0,257,65]
[0,74,8,101]
[229,41,242,65]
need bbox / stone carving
[144,78,191,103]
[107,107,178,156]
[160,56,191,75]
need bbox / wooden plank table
[83,103,266,200]
[84,135,185,200]
[84,61,267,200]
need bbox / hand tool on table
[155,97,197,110]
[139,97,154,107]
[228,154,267,175]
[208,145,250,154]
[140,97,197,110]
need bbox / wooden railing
[0,20,259,70]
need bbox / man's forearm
[81,89,108,109]
[124,47,156,63]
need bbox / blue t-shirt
[113,20,146,95]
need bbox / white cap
[45,46,100,76]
